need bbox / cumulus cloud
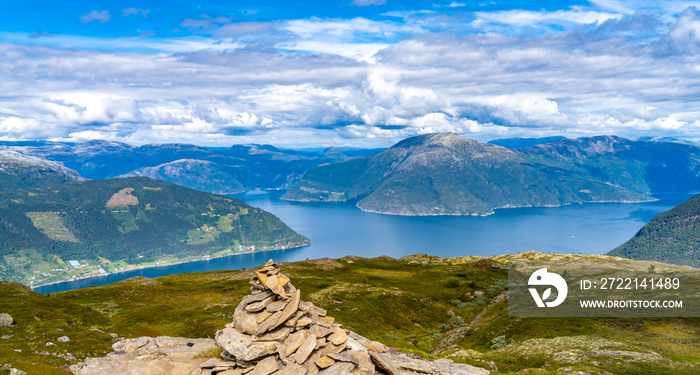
[180,16,231,33]
[4,5,700,147]
[123,8,150,17]
[79,10,111,23]
[351,0,386,6]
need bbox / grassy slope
[609,194,700,267]
[0,254,698,374]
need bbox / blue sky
[2,1,700,147]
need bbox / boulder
[0,313,13,327]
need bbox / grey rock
[216,327,278,362]
[344,337,367,353]
[383,353,431,373]
[253,326,292,342]
[246,295,276,312]
[255,310,284,335]
[309,325,333,338]
[294,333,318,364]
[265,299,288,313]
[9,369,26,375]
[343,351,374,375]
[113,336,153,353]
[0,313,13,327]
[317,362,356,375]
[284,330,310,357]
[328,327,347,346]
[271,289,301,331]
[233,304,263,335]
[57,336,70,343]
[199,358,235,369]
[368,352,400,375]
[327,352,357,364]
[431,358,490,375]
[278,363,307,375]
[248,356,278,375]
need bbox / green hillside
[0,254,698,374]
[0,177,309,286]
[283,133,657,215]
[609,194,700,267]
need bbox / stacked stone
[209,260,374,375]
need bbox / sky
[2,1,700,148]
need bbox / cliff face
[71,259,490,375]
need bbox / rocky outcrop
[71,336,218,375]
[0,313,13,327]
[72,260,489,375]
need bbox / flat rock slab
[71,337,217,375]
[317,362,356,375]
[248,356,278,375]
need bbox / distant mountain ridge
[0,177,309,286]
[488,136,567,148]
[609,194,700,267]
[0,140,361,195]
[283,133,700,215]
[0,150,85,191]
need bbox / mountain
[121,159,255,195]
[608,194,700,267]
[283,133,665,215]
[488,136,567,148]
[0,150,85,191]
[0,140,356,194]
[0,177,309,285]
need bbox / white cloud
[351,0,386,6]
[475,8,622,27]
[79,10,111,24]
[123,8,150,17]
[4,7,700,147]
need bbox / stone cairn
[72,259,489,375]
[200,259,375,375]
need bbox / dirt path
[434,291,507,355]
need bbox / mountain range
[283,133,700,215]
[0,140,367,194]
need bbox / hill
[609,194,700,267]
[0,254,698,374]
[0,177,309,286]
[283,133,664,215]
[1,140,357,194]
[0,150,84,192]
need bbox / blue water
[34,192,692,294]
